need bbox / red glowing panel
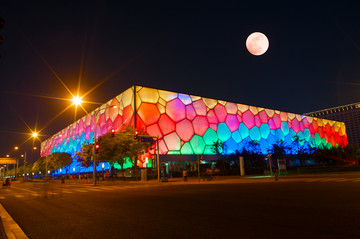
[122,105,133,125]
[272,113,281,129]
[214,104,227,122]
[291,118,300,134]
[138,103,161,126]
[186,105,196,121]
[106,118,113,132]
[146,124,163,139]
[210,123,217,131]
[255,115,261,128]
[207,110,218,124]
[310,121,318,134]
[166,98,186,122]
[258,111,268,124]
[158,114,176,135]
[225,114,239,132]
[268,118,276,130]
[193,100,207,116]
[176,119,194,141]
[113,115,123,132]
[192,116,209,136]
[135,115,146,131]
[318,127,325,138]
[242,110,255,129]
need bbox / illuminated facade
[305,102,360,148]
[41,86,348,172]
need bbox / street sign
[140,137,154,143]
[0,158,17,164]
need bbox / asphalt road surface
[1,175,360,239]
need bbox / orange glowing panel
[122,105,133,125]
[146,124,163,139]
[138,103,161,126]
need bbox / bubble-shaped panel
[189,135,205,155]
[243,110,255,129]
[192,116,209,136]
[138,103,161,126]
[158,114,175,135]
[225,114,239,132]
[164,132,181,151]
[176,119,194,142]
[166,98,186,123]
[193,100,207,116]
[214,104,227,122]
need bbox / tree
[50,152,73,175]
[75,143,96,167]
[32,156,46,174]
[97,126,153,178]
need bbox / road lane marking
[11,186,37,194]
[74,189,88,192]
[0,196,5,199]
[14,195,24,198]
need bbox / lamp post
[92,104,117,186]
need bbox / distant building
[305,103,360,148]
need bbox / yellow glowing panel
[225,102,237,114]
[115,93,123,104]
[158,97,166,107]
[238,104,249,113]
[159,90,178,102]
[249,106,258,115]
[190,95,201,102]
[218,100,226,106]
[122,88,133,107]
[264,108,274,117]
[157,103,166,114]
[138,87,159,104]
[203,98,217,109]
[136,94,141,110]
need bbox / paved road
[1,174,360,239]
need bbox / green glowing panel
[314,133,322,147]
[190,135,205,155]
[217,122,231,142]
[203,128,218,145]
[203,145,215,154]
[180,142,194,154]
[168,150,181,155]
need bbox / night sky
[0,2,360,161]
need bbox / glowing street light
[32,132,38,138]
[72,96,82,106]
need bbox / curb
[0,204,28,239]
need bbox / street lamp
[92,104,117,186]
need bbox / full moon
[246,32,269,56]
